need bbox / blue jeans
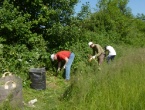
[65,53,75,80]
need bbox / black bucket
[29,68,46,90]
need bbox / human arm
[63,57,69,69]
[57,51,70,68]
[96,46,102,57]
[88,51,96,61]
[91,45,100,59]
[88,46,97,61]
[57,61,61,71]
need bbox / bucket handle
[4,81,16,89]
[2,72,12,78]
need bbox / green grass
[57,47,145,110]
[1,47,145,110]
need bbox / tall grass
[2,47,145,110]
[58,47,145,110]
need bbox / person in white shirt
[105,46,116,63]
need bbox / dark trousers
[106,55,116,63]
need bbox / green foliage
[0,0,145,98]
[136,13,145,20]
[77,2,91,20]
[0,1,31,44]
[46,23,83,51]
[0,0,145,109]
[76,0,145,47]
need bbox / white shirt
[106,46,116,55]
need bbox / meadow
[1,46,145,110]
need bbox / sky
[75,0,145,16]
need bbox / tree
[7,0,78,32]
[77,2,91,20]
[136,13,145,21]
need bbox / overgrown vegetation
[0,0,145,109]
[56,47,145,110]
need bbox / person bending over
[51,50,75,80]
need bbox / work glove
[57,68,60,72]
[92,56,96,59]
[88,55,96,62]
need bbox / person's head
[88,42,94,48]
[50,54,57,61]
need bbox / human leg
[107,55,115,63]
[98,53,105,65]
[110,55,115,61]
[65,53,75,80]
[106,55,111,63]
